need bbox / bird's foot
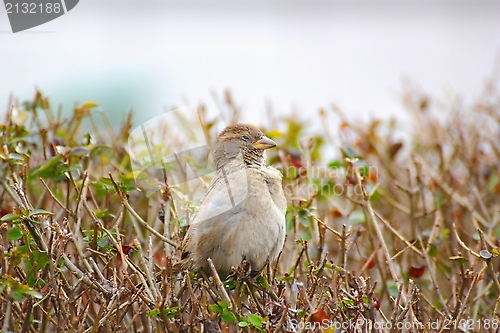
[230,258,268,283]
[227,258,252,281]
[241,258,254,279]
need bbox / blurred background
[1,0,499,127]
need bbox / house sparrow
[180,124,286,275]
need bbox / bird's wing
[180,164,248,269]
[264,166,287,214]
[191,164,249,225]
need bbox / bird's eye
[242,135,250,142]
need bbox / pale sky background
[1,0,499,128]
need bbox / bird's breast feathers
[192,165,285,224]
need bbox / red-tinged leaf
[329,209,343,218]
[366,171,378,182]
[408,265,426,278]
[388,142,403,159]
[0,205,20,217]
[310,309,329,324]
[364,258,376,270]
[153,252,167,266]
[291,159,304,168]
[122,245,132,255]
[346,176,357,185]
[113,238,140,261]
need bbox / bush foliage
[1,81,500,332]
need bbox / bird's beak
[253,136,277,150]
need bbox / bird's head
[213,123,277,169]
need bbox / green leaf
[95,177,115,191]
[247,314,264,329]
[8,153,25,161]
[7,278,43,301]
[91,145,115,163]
[26,251,49,287]
[438,262,452,275]
[221,310,237,323]
[440,228,450,240]
[29,209,53,217]
[256,275,269,290]
[12,290,24,301]
[165,311,176,319]
[449,255,468,265]
[387,280,399,298]
[95,209,115,219]
[161,306,181,319]
[29,156,64,180]
[70,147,91,157]
[1,213,21,222]
[224,280,237,290]
[427,244,438,257]
[24,289,43,299]
[7,226,23,240]
[217,301,231,309]
[358,165,370,177]
[287,166,298,179]
[32,251,49,272]
[297,309,307,317]
[297,208,313,228]
[27,275,36,288]
[208,304,222,313]
[99,177,114,186]
[80,101,99,109]
[238,321,249,327]
[55,146,70,155]
[121,171,148,182]
[285,208,295,234]
[328,160,343,169]
[348,211,365,224]
[342,298,354,306]
[147,309,161,317]
[276,274,293,283]
[10,246,28,266]
[97,236,110,249]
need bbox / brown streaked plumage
[180,123,286,274]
